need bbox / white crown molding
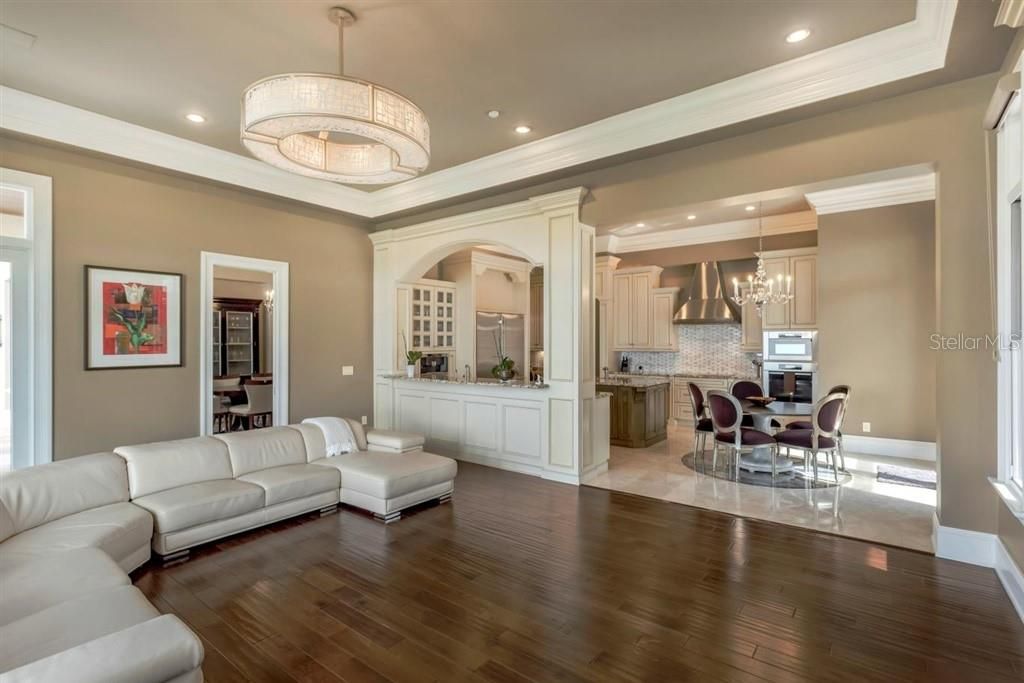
[805,172,936,215]
[996,0,1024,28]
[0,1,955,219]
[597,210,817,254]
[367,0,956,216]
[0,87,376,217]
[369,187,586,245]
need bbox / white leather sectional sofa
[0,418,456,681]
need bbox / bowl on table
[746,396,775,407]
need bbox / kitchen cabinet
[759,248,818,330]
[612,266,678,351]
[599,380,670,447]
[739,283,762,351]
[401,279,456,354]
[670,376,732,425]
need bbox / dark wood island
[597,377,670,448]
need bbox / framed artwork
[85,265,183,369]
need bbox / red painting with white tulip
[101,281,169,355]
[87,266,182,369]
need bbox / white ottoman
[313,451,457,523]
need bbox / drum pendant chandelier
[241,6,430,184]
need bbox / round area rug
[680,452,852,489]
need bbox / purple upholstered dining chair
[707,390,778,479]
[774,392,849,482]
[730,379,781,430]
[687,382,714,464]
[786,384,850,471]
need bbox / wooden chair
[731,379,780,430]
[687,383,714,464]
[786,384,850,471]
[774,392,848,481]
[707,390,778,479]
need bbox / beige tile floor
[585,423,937,552]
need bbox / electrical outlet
[862,422,871,433]
[342,365,354,376]
[361,415,368,425]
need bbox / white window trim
[199,252,289,435]
[994,86,1024,522]
[0,168,53,466]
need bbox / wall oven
[763,361,816,404]
[764,331,817,362]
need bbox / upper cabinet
[759,247,818,330]
[405,280,456,352]
[611,266,679,351]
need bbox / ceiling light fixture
[786,28,811,44]
[745,205,756,212]
[636,223,646,228]
[687,214,696,220]
[514,125,532,134]
[185,113,206,123]
[240,6,430,185]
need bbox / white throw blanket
[302,417,358,457]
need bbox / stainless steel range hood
[673,261,742,325]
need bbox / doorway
[199,252,288,436]
[0,169,52,469]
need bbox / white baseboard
[843,435,936,461]
[582,461,609,482]
[934,514,997,567]
[996,540,1024,625]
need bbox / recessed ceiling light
[487,110,501,119]
[514,125,532,134]
[745,205,756,212]
[687,214,697,220]
[786,28,811,44]
[185,113,206,123]
[636,223,646,228]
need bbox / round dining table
[740,400,813,473]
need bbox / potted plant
[491,325,516,383]
[401,332,422,378]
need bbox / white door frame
[0,168,53,467]
[199,252,289,435]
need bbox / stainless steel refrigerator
[475,312,526,381]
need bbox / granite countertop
[606,372,755,381]
[597,376,671,388]
[379,373,549,389]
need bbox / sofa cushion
[115,437,232,498]
[0,453,129,534]
[0,502,153,569]
[313,451,457,500]
[0,585,159,673]
[366,429,425,452]
[0,500,14,543]
[290,423,328,462]
[237,464,340,507]
[214,427,307,477]
[344,418,369,451]
[0,548,129,626]
[131,480,264,534]
[0,614,204,683]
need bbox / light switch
[862,422,871,433]
[342,365,354,376]
[361,415,368,425]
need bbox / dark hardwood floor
[134,462,1024,683]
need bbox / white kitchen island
[375,375,607,485]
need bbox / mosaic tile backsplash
[615,324,760,378]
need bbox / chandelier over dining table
[731,203,794,316]
[240,6,430,184]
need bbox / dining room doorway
[199,252,289,436]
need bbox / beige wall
[0,135,374,459]
[818,202,936,442]
[380,73,1001,535]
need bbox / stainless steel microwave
[763,331,817,362]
